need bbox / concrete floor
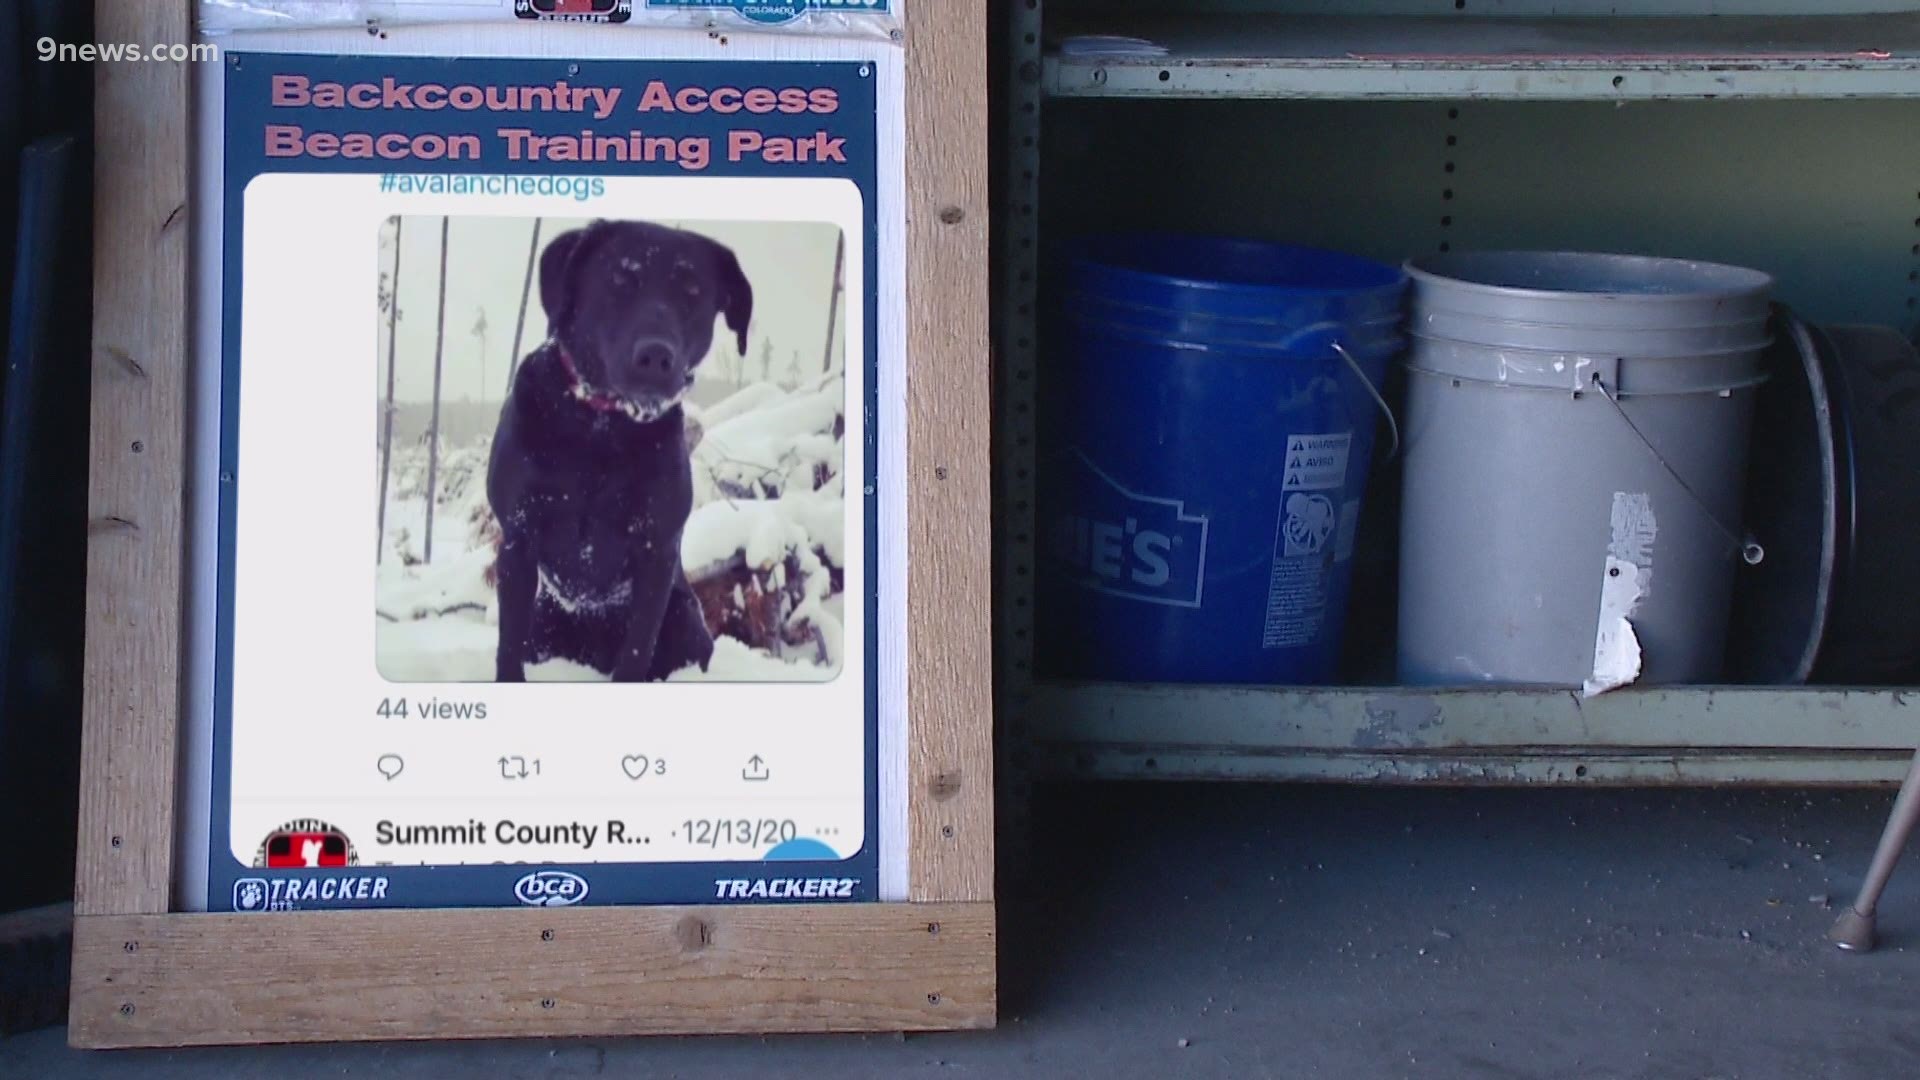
[6,781,1920,1078]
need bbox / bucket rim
[1408,328,1775,363]
[1406,250,1774,305]
[1073,232,1409,299]
[1410,323,1773,350]
[1404,361,1771,395]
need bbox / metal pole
[509,218,542,381]
[375,217,402,564]
[1831,748,1920,952]
[821,230,845,373]
[424,217,450,564]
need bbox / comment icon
[376,753,405,781]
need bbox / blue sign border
[210,52,882,911]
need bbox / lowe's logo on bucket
[1048,451,1209,608]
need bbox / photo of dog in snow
[374,214,849,683]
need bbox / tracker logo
[1047,450,1208,608]
[231,875,390,912]
[515,870,590,907]
[715,877,858,900]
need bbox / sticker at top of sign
[518,0,633,22]
[1282,433,1351,492]
[645,0,894,25]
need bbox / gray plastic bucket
[1397,251,1773,689]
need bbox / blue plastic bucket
[1037,234,1407,684]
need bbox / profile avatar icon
[253,818,359,869]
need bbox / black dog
[487,220,751,682]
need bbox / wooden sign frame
[69,0,991,1048]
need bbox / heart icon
[620,755,650,780]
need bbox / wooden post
[71,1,995,1046]
[424,217,449,564]
[375,217,401,564]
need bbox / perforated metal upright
[996,0,1047,862]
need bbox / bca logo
[1047,451,1208,608]
[515,870,590,907]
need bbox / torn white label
[1608,491,1658,593]
[1585,556,1645,697]
[1586,491,1656,696]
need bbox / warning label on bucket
[1263,555,1327,649]
[1282,434,1352,492]
[1264,433,1354,649]
[1263,492,1341,649]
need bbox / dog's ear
[709,239,754,355]
[538,224,599,330]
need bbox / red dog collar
[551,343,628,414]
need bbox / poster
[195,41,895,911]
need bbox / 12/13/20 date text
[677,818,798,850]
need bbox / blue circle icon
[765,838,840,861]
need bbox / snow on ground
[692,376,844,502]
[374,378,846,683]
[668,636,830,682]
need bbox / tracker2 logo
[714,876,859,900]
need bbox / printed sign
[199,0,899,36]
[208,52,883,910]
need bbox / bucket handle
[1332,341,1401,462]
[1588,370,1761,563]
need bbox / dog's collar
[549,342,686,423]
[551,343,629,415]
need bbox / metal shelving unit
[997,1,1920,789]
[1045,13,1920,100]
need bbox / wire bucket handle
[1331,341,1401,462]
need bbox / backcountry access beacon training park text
[263,75,851,170]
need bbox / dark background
[0,0,93,916]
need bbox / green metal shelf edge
[1028,683,1918,752]
[1027,683,1918,784]
[1044,14,1920,101]
[1044,745,1913,786]
[1046,64,1920,101]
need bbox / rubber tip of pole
[1829,908,1877,953]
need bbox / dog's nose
[633,341,676,371]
